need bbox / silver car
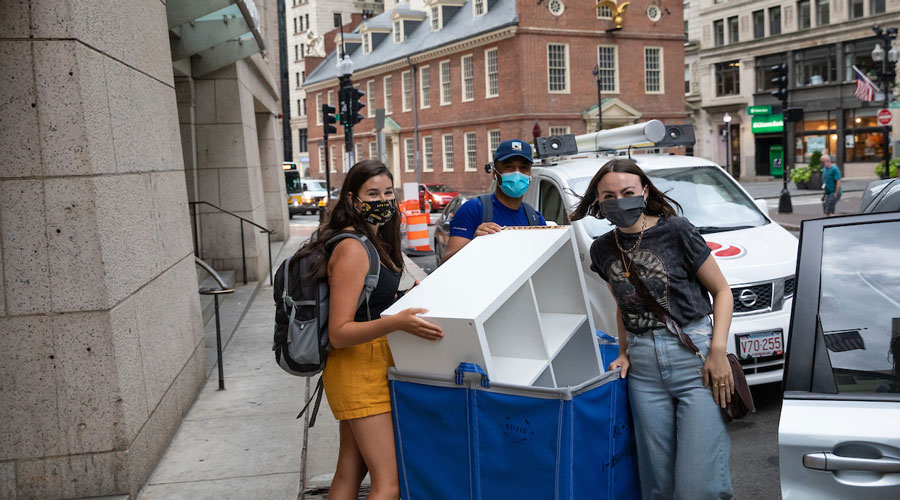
[779,211,900,499]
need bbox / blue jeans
[626,316,733,500]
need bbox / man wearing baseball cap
[443,139,546,261]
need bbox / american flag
[853,65,877,102]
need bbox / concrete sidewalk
[137,222,427,500]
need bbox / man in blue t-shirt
[443,139,546,261]
[821,154,842,217]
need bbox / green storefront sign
[752,114,783,133]
[748,105,773,115]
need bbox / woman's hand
[608,353,630,378]
[394,308,443,341]
[703,349,734,408]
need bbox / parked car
[420,183,459,213]
[778,211,900,499]
[524,153,798,386]
[433,194,470,266]
[860,178,900,213]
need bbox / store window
[756,54,786,92]
[845,108,890,162]
[794,111,837,163]
[794,45,837,87]
[715,60,740,96]
[844,38,879,82]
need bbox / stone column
[257,111,290,241]
[0,1,205,498]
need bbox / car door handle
[803,452,900,473]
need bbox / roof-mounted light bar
[574,120,666,153]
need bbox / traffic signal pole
[772,63,793,214]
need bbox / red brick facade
[306,1,685,194]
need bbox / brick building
[303,0,687,194]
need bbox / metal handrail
[195,256,235,391]
[189,201,275,286]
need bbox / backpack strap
[479,193,493,225]
[326,233,382,320]
[479,193,540,227]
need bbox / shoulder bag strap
[522,202,539,226]
[619,248,704,360]
[479,193,493,224]
[326,232,382,320]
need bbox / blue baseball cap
[493,139,533,163]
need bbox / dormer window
[363,32,371,53]
[393,20,402,43]
[430,6,441,31]
[474,0,486,16]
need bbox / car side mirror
[754,198,769,217]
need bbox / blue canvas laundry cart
[389,364,641,500]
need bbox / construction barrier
[404,210,432,254]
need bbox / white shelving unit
[384,226,603,387]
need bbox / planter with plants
[807,151,823,190]
[790,166,812,189]
[875,158,900,178]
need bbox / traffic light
[770,63,788,104]
[348,87,365,125]
[338,86,352,127]
[322,104,337,136]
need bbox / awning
[167,0,265,76]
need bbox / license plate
[736,330,784,359]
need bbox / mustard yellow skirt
[322,337,395,420]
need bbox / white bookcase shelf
[384,226,603,388]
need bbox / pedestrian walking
[442,139,546,261]
[821,154,842,216]
[283,160,443,500]
[571,158,735,500]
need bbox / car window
[538,180,569,225]
[285,171,302,194]
[570,166,767,238]
[818,221,900,394]
[428,184,454,193]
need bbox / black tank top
[354,264,401,322]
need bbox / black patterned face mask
[357,198,397,226]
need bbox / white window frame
[547,43,570,94]
[330,144,337,173]
[644,46,665,94]
[431,6,441,31]
[369,141,378,161]
[341,144,347,172]
[549,126,571,135]
[485,48,499,98]
[440,60,452,106]
[488,129,501,159]
[473,0,486,17]
[393,20,403,44]
[464,132,477,172]
[384,75,393,115]
[354,142,363,162]
[316,93,322,125]
[597,44,619,93]
[597,5,613,19]
[461,54,474,102]
[442,134,454,171]
[420,65,431,109]
[401,70,412,112]
[367,80,376,114]
[404,137,415,172]
[300,98,306,117]
[422,136,434,172]
[327,90,334,106]
[363,32,370,54]
[318,145,325,174]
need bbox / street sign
[890,102,900,109]
[877,109,892,125]
[748,106,772,115]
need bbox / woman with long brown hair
[572,158,735,499]
[286,160,442,499]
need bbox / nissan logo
[739,289,758,308]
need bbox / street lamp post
[723,112,733,176]
[337,54,355,173]
[871,25,899,180]
[592,65,603,132]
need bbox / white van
[523,125,798,386]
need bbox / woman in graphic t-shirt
[571,158,735,500]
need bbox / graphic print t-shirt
[589,216,713,334]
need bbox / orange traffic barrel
[403,211,432,255]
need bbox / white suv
[524,147,798,386]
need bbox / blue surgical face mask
[498,171,531,198]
